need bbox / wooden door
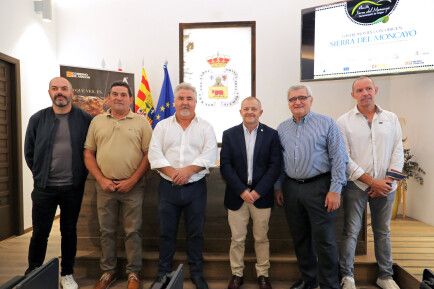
[0,59,18,240]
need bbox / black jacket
[24,106,92,189]
[220,123,282,210]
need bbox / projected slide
[313,0,434,79]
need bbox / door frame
[0,52,23,235]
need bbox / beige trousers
[228,202,271,277]
[96,179,144,274]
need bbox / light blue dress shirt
[277,111,348,193]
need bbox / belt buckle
[296,178,305,183]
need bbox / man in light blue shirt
[275,84,347,289]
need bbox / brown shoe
[228,275,244,289]
[257,276,272,289]
[127,272,141,289]
[94,272,116,289]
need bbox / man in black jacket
[220,97,281,289]
[24,77,92,289]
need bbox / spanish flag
[135,68,155,125]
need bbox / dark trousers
[282,175,339,289]
[158,178,207,278]
[27,185,83,276]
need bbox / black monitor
[15,258,59,289]
[0,276,25,289]
[150,264,184,289]
[166,264,183,289]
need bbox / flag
[152,64,175,128]
[135,68,155,125]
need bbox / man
[337,76,404,289]
[148,82,217,289]
[24,77,92,289]
[220,97,281,289]
[274,84,347,289]
[84,81,152,289]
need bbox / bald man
[337,76,403,289]
[24,77,92,289]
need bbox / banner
[60,65,135,116]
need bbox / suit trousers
[282,175,339,289]
[228,202,271,277]
[96,179,144,274]
[158,177,207,278]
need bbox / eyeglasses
[288,95,310,103]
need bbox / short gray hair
[287,84,312,97]
[241,96,262,108]
[352,76,375,91]
[175,82,197,99]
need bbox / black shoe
[150,274,169,289]
[290,279,318,289]
[257,276,272,289]
[191,276,209,289]
[228,275,244,289]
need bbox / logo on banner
[346,0,399,25]
[198,53,239,107]
[65,71,91,79]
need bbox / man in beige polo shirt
[84,81,152,289]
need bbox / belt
[287,172,330,184]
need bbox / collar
[105,109,134,119]
[291,111,312,123]
[50,105,75,116]
[243,123,259,134]
[352,105,383,116]
[172,114,198,124]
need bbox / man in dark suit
[220,97,282,289]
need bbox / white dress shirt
[337,105,404,191]
[148,115,218,183]
[243,124,258,185]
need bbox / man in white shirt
[337,76,404,289]
[148,82,217,289]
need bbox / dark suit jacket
[220,123,282,210]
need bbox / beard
[179,109,191,117]
[53,94,71,107]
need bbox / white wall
[390,73,434,224]
[2,0,433,228]
[0,0,58,229]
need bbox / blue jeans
[339,181,395,279]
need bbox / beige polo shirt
[85,110,152,179]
